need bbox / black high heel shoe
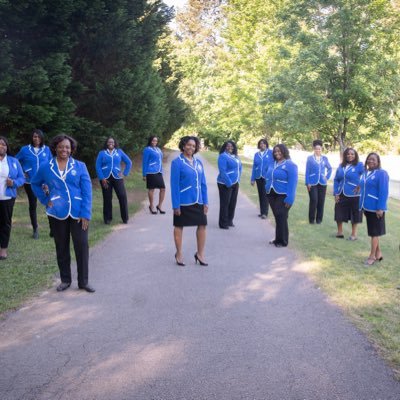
[149,206,157,215]
[194,253,208,266]
[377,256,383,262]
[175,253,185,266]
[156,205,166,214]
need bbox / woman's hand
[6,177,13,187]
[204,205,209,215]
[284,202,291,209]
[353,186,360,194]
[173,208,181,216]
[376,210,384,219]
[307,184,311,192]
[79,218,90,231]
[251,180,255,186]
[101,179,109,189]
[335,195,340,203]
[47,201,53,207]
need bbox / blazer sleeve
[170,159,181,209]
[79,162,92,220]
[357,162,365,176]
[333,168,340,195]
[218,155,233,187]
[305,156,312,185]
[15,148,24,163]
[325,156,332,180]
[377,170,389,211]
[251,154,257,182]
[95,152,105,180]
[285,162,298,206]
[239,158,243,181]
[30,165,49,206]
[142,148,150,177]
[120,150,132,176]
[12,159,25,188]
[200,160,208,205]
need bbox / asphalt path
[1,153,399,400]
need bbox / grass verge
[0,160,146,316]
[202,150,400,376]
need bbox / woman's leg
[174,226,184,262]
[336,222,343,236]
[101,179,113,223]
[228,183,239,226]
[196,225,207,260]
[256,178,268,216]
[70,218,90,287]
[148,189,155,210]
[157,188,166,210]
[316,184,327,224]
[218,183,231,228]
[24,184,38,234]
[308,185,318,224]
[0,198,16,257]
[369,236,379,260]
[113,177,129,223]
[351,223,358,238]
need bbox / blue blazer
[95,149,132,180]
[142,146,163,176]
[217,152,242,187]
[359,169,389,212]
[265,160,298,205]
[305,155,332,186]
[170,154,208,209]
[15,145,52,184]
[2,156,25,198]
[333,162,364,197]
[31,157,92,220]
[251,149,273,181]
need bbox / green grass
[0,162,146,315]
[202,150,400,375]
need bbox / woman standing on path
[16,129,52,239]
[265,144,298,247]
[333,147,364,240]
[305,140,332,224]
[0,136,25,260]
[31,135,95,292]
[217,140,242,229]
[359,152,389,266]
[170,136,208,266]
[142,135,166,214]
[251,139,273,219]
[95,137,132,224]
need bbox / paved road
[1,154,399,400]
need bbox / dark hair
[0,136,11,155]
[50,134,77,156]
[147,135,159,147]
[365,152,381,170]
[178,136,200,154]
[272,144,290,160]
[219,140,238,155]
[312,139,323,148]
[341,147,359,167]
[257,139,269,149]
[103,136,119,150]
[31,129,45,147]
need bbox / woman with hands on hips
[95,137,132,224]
[170,136,208,267]
[359,152,389,266]
[31,135,95,293]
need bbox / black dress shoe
[57,282,71,292]
[32,229,39,239]
[104,220,111,225]
[78,284,96,293]
[219,225,229,230]
[228,223,235,227]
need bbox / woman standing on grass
[170,136,208,266]
[359,152,389,266]
[251,139,273,219]
[305,140,332,224]
[95,137,132,224]
[0,136,25,260]
[333,147,364,240]
[217,140,242,229]
[265,144,298,247]
[31,135,95,293]
[16,129,52,239]
[142,135,166,214]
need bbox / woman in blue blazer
[217,140,242,229]
[333,147,364,240]
[359,153,389,265]
[31,135,95,293]
[0,136,25,260]
[142,135,166,214]
[96,137,132,224]
[265,144,298,247]
[305,139,332,224]
[16,129,52,239]
[170,136,208,266]
[251,139,273,219]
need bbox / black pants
[49,217,89,286]
[267,189,290,246]
[24,184,38,230]
[308,184,327,224]
[101,176,129,223]
[255,177,269,216]
[0,198,15,248]
[218,182,239,228]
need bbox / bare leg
[351,223,358,238]
[158,188,166,210]
[148,189,155,211]
[336,222,343,236]
[174,226,184,263]
[370,236,379,259]
[196,225,207,261]
[0,247,7,258]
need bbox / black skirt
[334,194,362,224]
[173,204,207,227]
[146,173,165,189]
[364,210,386,237]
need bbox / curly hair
[219,140,238,155]
[365,152,381,170]
[103,136,119,150]
[257,139,269,149]
[272,144,290,160]
[31,129,45,147]
[0,136,11,156]
[147,135,159,147]
[312,139,323,148]
[178,136,200,154]
[341,147,359,167]
[50,134,77,156]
